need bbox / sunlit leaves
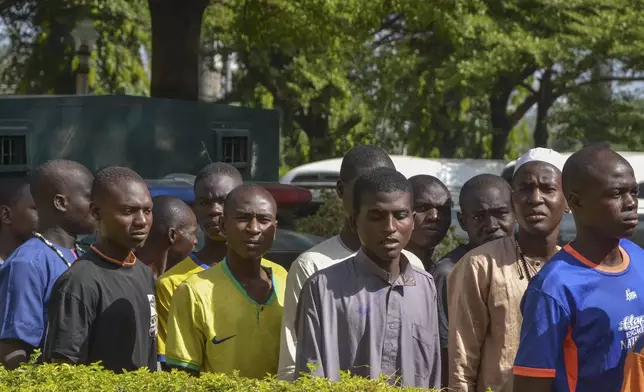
[1,0,150,95]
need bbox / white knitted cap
[514,148,566,173]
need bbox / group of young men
[0,144,642,392]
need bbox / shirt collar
[355,249,417,286]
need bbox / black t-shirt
[43,249,157,373]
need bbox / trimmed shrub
[0,361,439,391]
[294,191,345,239]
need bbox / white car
[280,156,507,204]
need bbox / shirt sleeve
[155,276,174,363]
[622,349,644,392]
[277,256,315,381]
[165,281,205,372]
[513,288,570,378]
[43,287,95,364]
[294,276,325,379]
[0,259,47,347]
[447,255,490,391]
[425,278,442,389]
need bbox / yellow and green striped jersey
[155,253,211,362]
[165,258,287,378]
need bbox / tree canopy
[2,0,644,165]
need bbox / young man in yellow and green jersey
[165,185,287,377]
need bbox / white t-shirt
[277,235,424,381]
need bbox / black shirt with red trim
[43,247,157,373]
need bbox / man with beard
[165,185,287,377]
[0,178,38,263]
[514,147,644,392]
[405,175,452,274]
[155,163,242,366]
[295,168,441,388]
[0,160,95,369]
[433,174,515,387]
[43,166,156,372]
[449,148,567,392]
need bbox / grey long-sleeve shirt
[294,249,441,388]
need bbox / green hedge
[0,361,436,391]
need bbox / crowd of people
[0,144,642,392]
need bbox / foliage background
[3,0,644,168]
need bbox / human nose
[624,193,637,210]
[133,210,148,228]
[209,202,223,217]
[425,208,439,221]
[482,214,500,231]
[246,217,261,234]
[383,215,396,233]
[527,188,544,205]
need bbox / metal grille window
[0,135,27,165]
[221,136,248,164]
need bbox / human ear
[336,180,344,199]
[90,202,100,222]
[349,213,358,233]
[568,192,580,211]
[0,205,11,225]
[168,228,178,245]
[53,194,66,212]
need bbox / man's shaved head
[91,166,146,202]
[150,196,195,237]
[141,196,198,273]
[337,145,395,217]
[457,174,515,247]
[563,146,639,240]
[562,146,632,199]
[29,159,95,235]
[409,175,450,200]
[222,184,277,260]
[29,160,93,209]
[194,162,243,190]
[223,185,276,216]
[340,145,395,183]
[90,166,153,251]
[459,174,511,210]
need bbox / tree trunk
[533,105,549,147]
[489,93,512,159]
[295,86,339,161]
[298,111,333,162]
[533,69,554,148]
[148,0,209,100]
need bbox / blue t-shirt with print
[0,237,77,348]
[514,239,644,392]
